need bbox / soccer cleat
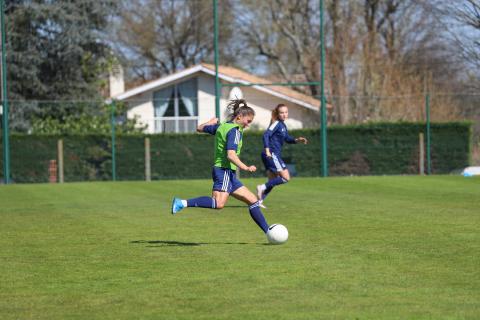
[171,197,185,215]
[259,200,267,209]
[256,184,265,201]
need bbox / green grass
[0,176,479,319]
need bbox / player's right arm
[262,121,278,158]
[197,117,219,135]
[263,131,272,158]
[227,150,256,172]
[226,128,256,172]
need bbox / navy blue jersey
[202,123,220,135]
[203,123,241,151]
[262,121,296,155]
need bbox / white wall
[109,65,125,97]
[197,74,217,123]
[126,91,155,133]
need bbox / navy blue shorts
[262,152,287,173]
[212,166,243,193]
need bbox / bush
[0,122,471,183]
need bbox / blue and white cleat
[171,197,185,215]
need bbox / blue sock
[262,186,273,200]
[249,202,269,233]
[187,197,217,209]
[265,176,288,189]
[263,177,288,200]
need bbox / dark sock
[263,177,288,200]
[249,202,269,233]
[186,197,216,209]
[265,176,288,189]
[262,186,273,200]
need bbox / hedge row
[0,122,472,183]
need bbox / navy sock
[249,202,269,233]
[263,177,288,200]
[262,186,273,200]
[187,197,216,209]
[265,176,288,189]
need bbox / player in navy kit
[257,104,308,207]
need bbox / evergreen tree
[4,0,116,131]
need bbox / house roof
[114,63,327,112]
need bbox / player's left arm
[295,136,308,144]
[284,128,308,145]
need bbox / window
[153,78,198,133]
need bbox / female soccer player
[171,99,270,234]
[256,104,308,207]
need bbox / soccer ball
[266,224,288,244]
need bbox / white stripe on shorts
[271,153,283,172]
[221,171,227,191]
[222,171,231,191]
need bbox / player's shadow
[131,240,201,246]
[130,240,260,247]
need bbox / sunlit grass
[0,176,479,319]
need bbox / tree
[4,0,117,131]
[326,1,357,124]
[428,0,480,85]
[457,0,480,73]
[236,0,458,123]
[110,0,236,82]
[236,0,321,96]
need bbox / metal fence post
[1,0,10,184]
[213,0,220,118]
[320,0,328,177]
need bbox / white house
[110,63,323,133]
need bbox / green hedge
[0,122,471,183]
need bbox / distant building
[110,63,325,133]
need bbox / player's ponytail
[270,104,286,125]
[227,99,255,122]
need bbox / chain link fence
[1,94,478,183]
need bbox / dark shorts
[262,152,287,173]
[212,166,243,193]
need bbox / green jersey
[213,122,243,170]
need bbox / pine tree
[4,0,116,131]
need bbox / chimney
[109,63,125,97]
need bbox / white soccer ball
[266,224,288,244]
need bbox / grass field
[0,176,479,319]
